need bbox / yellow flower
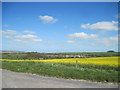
[1,56,119,67]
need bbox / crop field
[1,52,119,60]
[1,56,120,83]
[1,56,119,66]
[39,57,119,66]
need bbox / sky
[1,2,119,53]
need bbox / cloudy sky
[1,2,119,52]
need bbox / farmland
[1,51,119,60]
[1,55,120,83]
[1,56,119,66]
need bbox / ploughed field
[1,56,120,83]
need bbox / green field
[1,54,27,59]
[2,56,119,83]
[1,52,119,83]
[1,52,119,60]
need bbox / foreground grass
[2,61,119,83]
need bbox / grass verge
[2,61,119,83]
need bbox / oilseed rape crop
[1,56,119,67]
[40,57,119,67]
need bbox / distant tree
[107,50,115,52]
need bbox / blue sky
[1,2,119,53]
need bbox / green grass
[2,61,119,83]
[1,54,27,59]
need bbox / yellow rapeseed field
[0,56,119,67]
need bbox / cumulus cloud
[0,31,2,36]
[23,30,35,34]
[2,30,18,35]
[15,34,42,43]
[97,36,118,47]
[1,30,43,44]
[67,32,118,47]
[1,30,19,39]
[81,24,90,29]
[81,21,118,31]
[68,32,98,40]
[3,36,13,39]
[39,15,58,24]
[66,40,78,44]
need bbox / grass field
[1,56,119,83]
[1,54,27,59]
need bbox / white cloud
[13,39,24,43]
[39,15,58,24]
[81,21,118,31]
[1,30,19,39]
[3,36,13,39]
[97,36,118,47]
[1,30,43,44]
[66,40,78,44]
[68,32,98,40]
[67,31,118,47]
[81,24,90,29]
[0,31,2,37]
[2,30,18,35]
[23,30,35,34]
[15,34,42,43]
